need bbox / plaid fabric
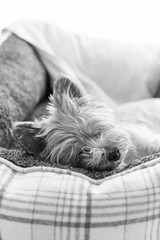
[0,157,160,240]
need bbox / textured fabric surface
[0,147,159,180]
[0,33,47,148]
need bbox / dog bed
[1,19,160,240]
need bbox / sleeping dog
[12,77,160,171]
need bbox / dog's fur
[12,77,160,171]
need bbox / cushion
[0,33,47,148]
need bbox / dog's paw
[116,162,127,171]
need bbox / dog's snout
[108,147,121,162]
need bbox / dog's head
[12,77,134,171]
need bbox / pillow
[0,33,47,148]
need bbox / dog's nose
[108,147,121,162]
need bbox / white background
[0,0,160,42]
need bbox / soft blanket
[4,19,160,104]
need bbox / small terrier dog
[12,77,160,171]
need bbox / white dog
[12,77,160,171]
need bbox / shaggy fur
[12,77,160,172]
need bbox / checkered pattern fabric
[0,156,160,240]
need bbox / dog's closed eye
[94,131,101,139]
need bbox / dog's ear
[53,76,83,99]
[12,122,45,155]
